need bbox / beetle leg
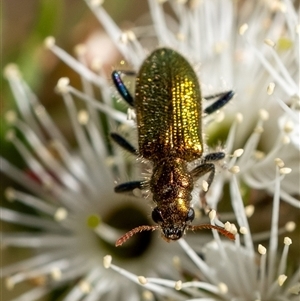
[111,132,138,155]
[115,180,147,193]
[203,151,225,162]
[204,90,234,115]
[191,163,215,211]
[112,70,135,107]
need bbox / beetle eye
[152,207,164,224]
[186,208,195,222]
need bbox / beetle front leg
[191,163,215,212]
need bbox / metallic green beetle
[111,48,234,245]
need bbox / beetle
[111,48,235,246]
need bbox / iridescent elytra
[111,48,235,246]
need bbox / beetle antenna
[188,224,235,241]
[115,225,159,247]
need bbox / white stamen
[103,255,112,269]
[281,135,290,144]
[51,268,62,280]
[218,282,228,294]
[5,187,15,201]
[44,36,56,48]
[254,126,264,134]
[233,149,244,157]
[280,167,291,175]
[278,274,287,286]
[215,111,225,123]
[79,280,92,293]
[224,221,231,232]
[4,63,22,79]
[254,150,265,160]
[91,58,102,72]
[240,227,248,235]
[138,276,148,285]
[54,208,68,221]
[74,44,87,56]
[127,108,136,121]
[202,180,209,192]
[142,290,154,300]
[78,110,89,125]
[284,237,292,245]
[5,277,15,290]
[209,210,216,220]
[174,280,182,290]
[259,109,269,121]
[56,77,70,94]
[236,113,243,123]
[177,0,187,4]
[176,32,185,41]
[239,23,248,35]
[133,188,143,198]
[245,205,255,217]
[5,111,17,124]
[172,256,181,268]
[231,224,238,235]
[284,120,294,133]
[229,166,240,174]
[90,0,104,6]
[285,221,296,232]
[120,32,129,44]
[288,283,300,294]
[264,39,276,47]
[258,244,266,255]
[274,158,285,167]
[126,30,136,41]
[267,82,276,95]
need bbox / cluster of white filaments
[1,0,299,300]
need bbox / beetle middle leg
[114,180,147,193]
[110,132,138,155]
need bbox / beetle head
[115,209,235,246]
[151,206,195,241]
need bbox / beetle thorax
[150,158,193,213]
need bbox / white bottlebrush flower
[1,0,299,301]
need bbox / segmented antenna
[188,224,235,240]
[115,225,159,246]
